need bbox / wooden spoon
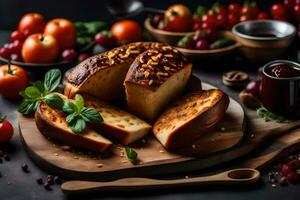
[61,168,260,194]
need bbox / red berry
[257,12,270,20]
[151,14,164,27]
[286,171,298,182]
[78,53,90,62]
[0,48,11,59]
[281,164,292,176]
[10,30,26,42]
[11,40,23,54]
[60,49,77,61]
[94,31,117,48]
[10,53,22,62]
[195,39,209,50]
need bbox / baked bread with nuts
[153,89,229,149]
[64,42,177,102]
[82,94,152,145]
[124,47,192,121]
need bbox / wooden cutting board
[18,83,300,181]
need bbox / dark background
[0,0,276,30]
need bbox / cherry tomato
[201,22,214,30]
[283,0,295,8]
[0,115,14,143]
[10,30,26,42]
[214,5,227,17]
[240,15,252,22]
[216,14,227,29]
[294,4,300,21]
[228,14,240,28]
[159,15,193,32]
[242,6,260,18]
[271,3,288,18]
[257,12,270,20]
[192,22,202,31]
[94,31,117,48]
[202,14,217,28]
[0,64,28,99]
[228,3,241,15]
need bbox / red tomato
[22,34,59,63]
[18,13,45,35]
[228,3,241,15]
[0,116,14,143]
[257,12,270,20]
[216,14,227,29]
[271,3,288,18]
[0,64,28,99]
[165,4,191,18]
[111,20,142,42]
[44,18,77,51]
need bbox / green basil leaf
[80,107,102,124]
[62,101,78,114]
[125,147,138,163]
[33,81,45,93]
[44,94,64,110]
[68,117,86,133]
[19,90,28,98]
[25,86,41,99]
[44,69,61,92]
[66,113,76,124]
[0,113,6,121]
[18,100,39,115]
[75,94,84,111]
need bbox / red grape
[10,30,26,42]
[60,49,77,61]
[245,80,261,98]
[195,39,209,50]
[0,48,11,59]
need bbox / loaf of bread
[153,89,229,149]
[64,42,175,102]
[82,94,152,145]
[124,47,192,121]
[35,101,112,153]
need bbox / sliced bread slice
[82,94,152,145]
[153,89,229,149]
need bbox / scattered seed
[21,163,29,173]
[36,178,43,185]
[44,183,51,191]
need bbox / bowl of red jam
[261,60,300,117]
[232,20,296,63]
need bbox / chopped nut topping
[143,71,150,78]
[164,54,173,58]
[157,72,168,76]
[139,56,144,63]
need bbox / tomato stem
[7,60,13,75]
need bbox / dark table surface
[1,29,300,200]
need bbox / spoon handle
[61,168,259,194]
[143,7,165,14]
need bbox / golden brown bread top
[124,46,189,90]
[67,42,179,86]
[153,89,226,134]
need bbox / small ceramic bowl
[232,20,296,63]
[144,18,193,46]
